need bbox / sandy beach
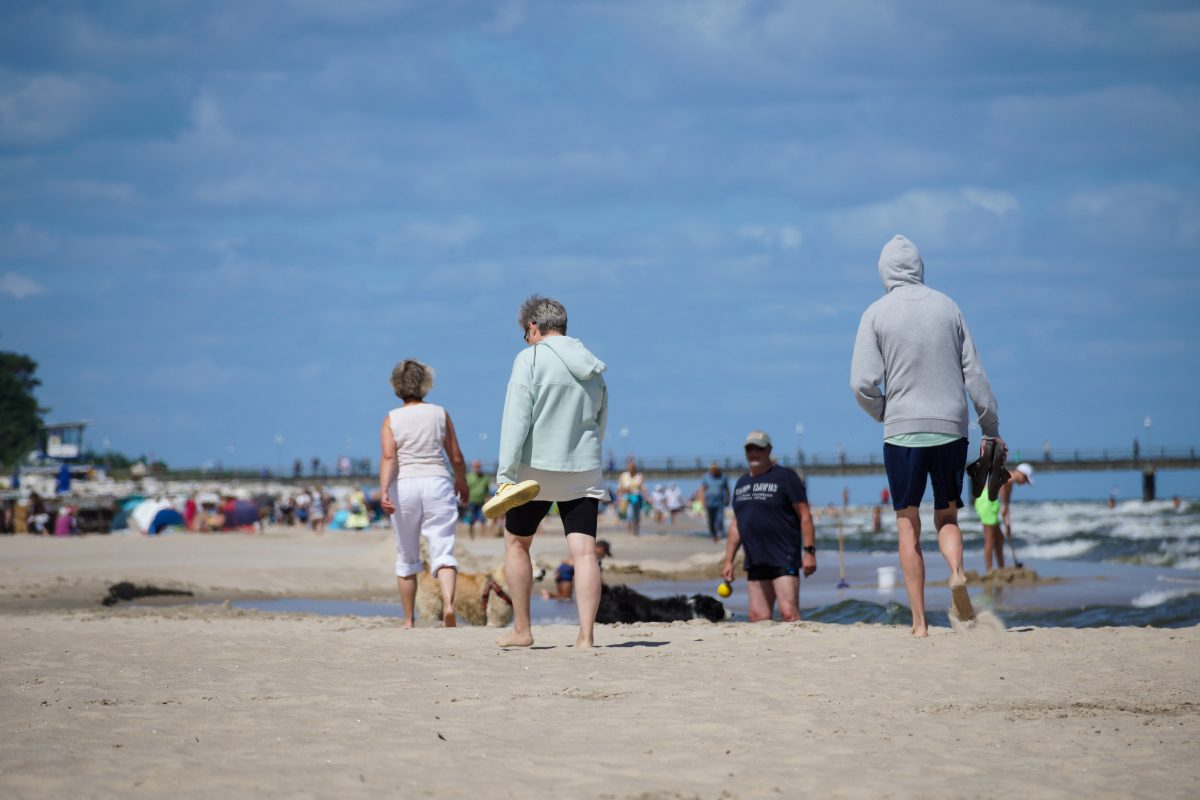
[2,524,1198,799]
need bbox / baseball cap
[1016,463,1034,485]
[744,430,772,448]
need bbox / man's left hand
[802,551,817,577]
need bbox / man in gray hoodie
[850,235,1006,637]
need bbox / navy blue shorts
[883,438,968,511]
[746,562,800,581]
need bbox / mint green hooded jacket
[496,336,608,486]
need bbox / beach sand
[2,524,1198,799]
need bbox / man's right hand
[721,562,734,582]
[983,436,1008,463]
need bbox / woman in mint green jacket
[493,295,608,651]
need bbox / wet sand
[2,524,1198,799]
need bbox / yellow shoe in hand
[482,480,541,520]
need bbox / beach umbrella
[148,508,185,535]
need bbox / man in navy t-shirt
[722,430,816,621]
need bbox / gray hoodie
[850,235,999,440]
[496,335,608,485]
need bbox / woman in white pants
[379,359,469,628]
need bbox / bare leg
[567,532,600,649]
[774,575,801,621]
[896,508,927,637]
[436,566,457,627]
[935,507,966,583]
[746,579,776,622]
[396,575,417,629]
[983,524,1004,571]
[496,532,534,647]
[936,506,974,622]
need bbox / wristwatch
[803,545,816,555]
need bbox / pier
[145,445,1198,501]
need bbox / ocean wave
[1018,539,1098,560]
[1131,587,1200,608]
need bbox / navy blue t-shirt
[732,464,809,569]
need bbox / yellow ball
[717,581,732,598]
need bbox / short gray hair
[390,359,435,401]
[518,294,568,335]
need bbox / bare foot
[443,612,457,628]
[496,629,534,648]
[575,633,594,651]
[911,626,929,638]
[402,619,414,630]
[949,578,976,622]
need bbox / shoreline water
[3,511,1199,626]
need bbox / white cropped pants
[389,475,458,577]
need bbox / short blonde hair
[390,359,435,401]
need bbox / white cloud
[961,188,1019,217]
[402,217,481,248]
[0,271,46,299]
[1064,183,1200,247]
[0,224,59,260]
[0,72,108,146]
[738,224,803,250]
[49,179,137,203]
[490,0,528,35]
[824,187,1021,251]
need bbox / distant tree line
[0,350,45,467]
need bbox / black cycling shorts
[505,497,599,538]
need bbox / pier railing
[52,444,1197,484]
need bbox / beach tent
[129,499,172,535]
[109,496,145,531]
[148,508,185,535]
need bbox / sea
[201,498,1200,630]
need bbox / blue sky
[2,1,1198,500]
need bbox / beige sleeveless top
[388,403,450,480]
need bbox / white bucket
[876,565,897,589]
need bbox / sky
[2,1,1198,501]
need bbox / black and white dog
[596,583,730,624]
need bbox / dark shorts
[883,438,968,511]
[506,497,599,538]
[746,563,800,581]
[466,503,484,523]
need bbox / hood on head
[539,336,607,380]
[878,235,925,291]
